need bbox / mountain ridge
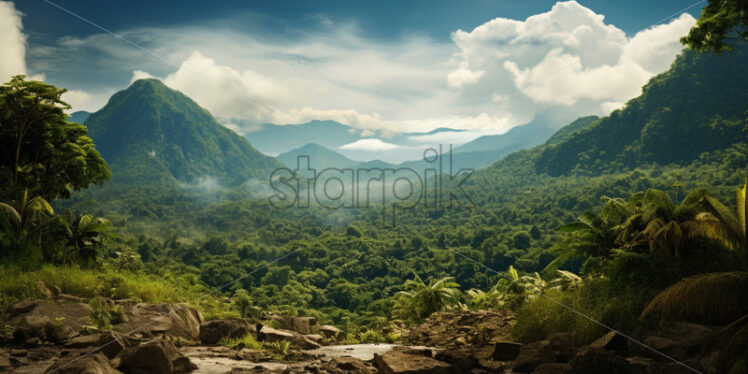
[84,79,282,186]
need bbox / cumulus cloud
[449,1,696,115]
[0,1,27,82]
[41,0,696,137]
[159,52,290,124]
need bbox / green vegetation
[219,334,263,349]
[681,0,748,52]
[1,32,747,349]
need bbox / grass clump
[641,271,748,325]
[218,334,263,349]
[512,277,656,344]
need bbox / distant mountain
[244,120,468,164]
[536,44,748,176]
[544,116,599,145]
[278,143,359,170]
[456,117,555,154]
[68,111,90,124]
[244,120,363,156]
[84,79,282,186]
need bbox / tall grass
[511,277,658,344]
[0,264,204,313]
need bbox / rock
[568,347,632,374]
[257,325,320,349]
[199,318,255,345]
[113,303,203,341]
[637,322,716,361]
[274,316,317,335]
[513,337,577,373]
[114,339,194,374]
[319,325,345,341]
[8,298,92,343]
[434,347,479,374]
[405,310,516,348]
[321,357,373,374]
[304,334,324,342]
[28,348,59,361]
[490,341,522,361]
[44,353,121,374]
[373,351,452,374]
[693,313,748,374]
[172,356,198,373]
[532,363,572,374]
[589,331,628,354]
[98,331,128,359]
[64,334,101,348]
[0,350,10,370]
[391,346,434,357]
[8,299,40,317]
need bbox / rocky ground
[1,295,746,373]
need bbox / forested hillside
[536,44,748,175]
[84,79,282,186]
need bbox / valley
[1,0,747,373]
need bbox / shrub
[641,271,748,325]
[219,334,262,349]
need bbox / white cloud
[40,0,696,137]
[339,139,403,152]
[130,70,156,83]
[449,1,696,116]
[62,88,113,112]
[160,51,290,124]
[0,1,27,82]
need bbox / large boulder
[113,303,203,341]
[113,339,195,374]
[695,313,748,374]
[568,347,632,374]
[273,316,317,335]
[373,351,453,374]
[490,341,522,361]
[98,331,129,359]
[638,322,716,361]
[513,334,577,373]
[319,325,345,341]
[320,357,374,374]
[434,347,480,373]
[7,298,92,343]
[199,319,255,345]
[256,325,320,349]
[588,331,628,355]
[44,353,121,374]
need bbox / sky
[1,0,705,144]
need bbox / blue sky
[2,0,704,143]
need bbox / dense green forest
[1,25,747,356]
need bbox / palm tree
[62,211,110,264]
[0,189,53,253]
[394,273,461,322]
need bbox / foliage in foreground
[641,271,748,325]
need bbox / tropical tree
[393,274,460,322]
[681,0,748,53]
[0,189,53,254]
[0,76,110,201]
